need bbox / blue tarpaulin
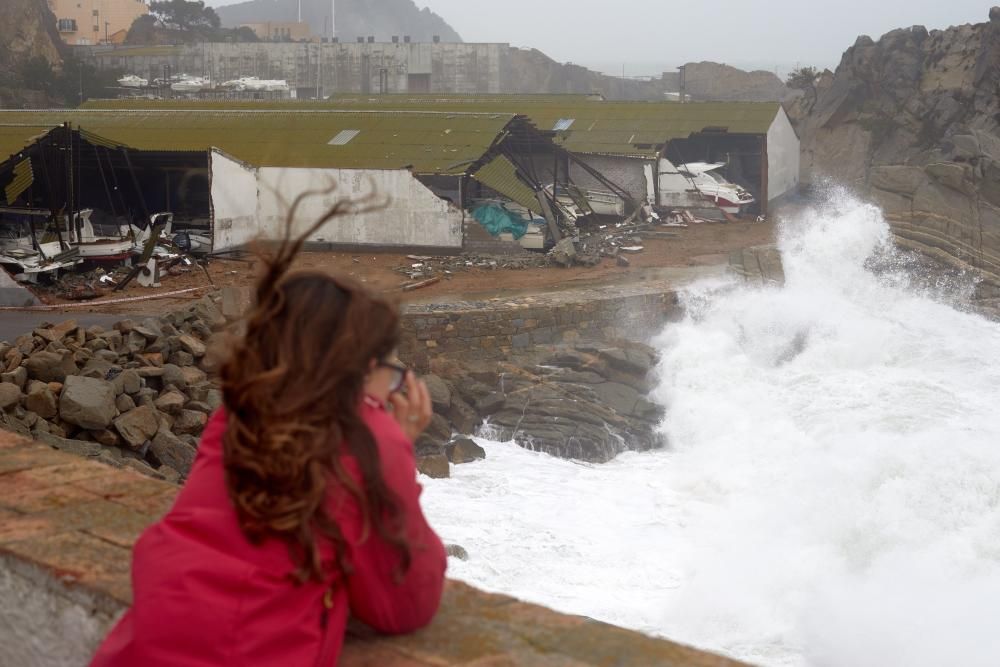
[471,204,530,240]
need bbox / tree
[126,14,160,44]
[786,66,820,110]
[19,55,120,106]
[149,0,220,32]
[230,26,260,43]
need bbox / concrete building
[81,42,507,98]
[239,21,316,42]
[0,109,578,254]
[49,0,148,45]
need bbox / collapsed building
[84,96,800,218]
[0,108,598,282]
[320,96,801,217]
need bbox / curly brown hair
[219,195,410,583]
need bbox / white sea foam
[421,191,1000,666]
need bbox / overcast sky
[419,0,991,75]
[206,0,993,76]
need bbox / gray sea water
[422,192,1000,666]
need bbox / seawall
[0,430,747,666]
[398,278,695,369]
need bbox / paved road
[0,312,146,343]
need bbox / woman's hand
[388,372,433,442]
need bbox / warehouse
[84,96,800,217]
[0,109,580,256]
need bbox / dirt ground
[27,220,775,315]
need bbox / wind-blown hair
[219,193,409,583]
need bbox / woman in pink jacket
[90,209,447,666]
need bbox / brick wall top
[0,430,748,666]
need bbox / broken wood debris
[401,276,441,292]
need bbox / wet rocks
[417,453,450,479]
[445,437,486,464]
[415,341,665,464]
[445,544,469,561]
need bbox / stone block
[59,376,117,431]
[113,406,160,450]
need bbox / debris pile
[389,253,552,289]
[547,216,687,268]
[0,295,229,482]
[29,254,204,303]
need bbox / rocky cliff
[663,61,794,102]
[0,0,64,106]
[792,8,1000,304]
[502,48,667,100]
[502,53,794,102]
[1,0,63,69]
[215,0,461,42]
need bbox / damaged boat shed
[320,96,800,217]
[0,108,589,279]
[86,96,800,218]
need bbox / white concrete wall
[210,150,260,252]
[256,168,463,249]
[0,555,123,667]
[767,107,800,201]
[568,155,649,203]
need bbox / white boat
[221,76,289,92]
[117,74,148,88]
[657,158,755,214]
[0,209,81,282]
[70,210,174,260]
[170,75,209,93]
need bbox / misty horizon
[203,0,993,77]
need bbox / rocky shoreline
[0,292,667,481]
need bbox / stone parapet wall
[0,431,747,666]
[398,282,683,369]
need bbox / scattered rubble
[1,290,667,483]
[0,295,227,482]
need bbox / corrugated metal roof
[83,98,781,157]
[471,155,540,212]
[4,158,34,204]
[0,110,519,174]
[0,124,58,166]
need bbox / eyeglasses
[378,360,408,394]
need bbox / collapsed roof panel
[0,110,522,175]
[82,98,782,158]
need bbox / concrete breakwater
[398,279,687,369]
[0,431,750,667]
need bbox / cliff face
[502,48,667,100]
[794,8,1000,301]
[0,0,64,106]
[501,54,793,102]
[664,61,793,102]
[1,0,62,69]
[215,0,461,42]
